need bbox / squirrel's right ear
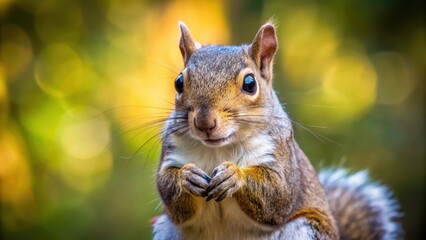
[249,23,278,81]
[178,22,201,65]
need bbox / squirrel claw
[203,173,211,182]
[201,191,208,197]
[215,191,227,202]
[211,168,219,177]
[206,194,214,202]
[205,162,243,202]
[180,163,210,197]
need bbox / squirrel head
[173,21,278,147]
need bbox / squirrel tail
[318,168,403,240]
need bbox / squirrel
[152,22,402,240]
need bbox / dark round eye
[242,74,257,94]
[175,73,184,93]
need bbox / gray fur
[153,213,319,240]
[319,169,402,240]
[153,214,180,240]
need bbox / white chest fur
[162,133,277,239]
[166,133,276,174]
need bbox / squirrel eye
[175,73,184,93]
[242,74,257,94]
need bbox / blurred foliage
[0,0,424,239]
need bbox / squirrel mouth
[203,134,233,147]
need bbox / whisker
[150,60,181,75]
[94,105,175,117]
[230,114,286,120]
[144,91,176,107]
[226,108,340,147]
[289,119,344,147]
[280,88,321,95]
[117,117,178,137]
[285,103,338,109]
[107,115,188,159]
[120,122,189,173]
[121,130,162,174]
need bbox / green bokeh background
[1,0,424,239]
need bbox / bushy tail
[318,168,402,240]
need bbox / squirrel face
[173,22,278,147]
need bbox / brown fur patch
[234,164,294,227]
[289,208,338,239]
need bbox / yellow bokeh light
[107,0,147,31]
[143,0,229,60]
[59,107,111,160]
[0,126,35,228]
[0,66,8,125]
[35,0,82,43]
[34,44,85,98]
[0,129,32,203]
[58,106,112,193]
[372,51,415,105]
[0,24,33,79]
[280,6,339,87]
[60,151,113,193]
[0,0,14,14]
[322,52,377,121]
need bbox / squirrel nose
[194,117,217,133]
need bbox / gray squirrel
[152,22,402,240]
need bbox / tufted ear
[178,21,200,66]
[249,23,278,81]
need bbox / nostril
[194,117,204,132]
[208,119,217,131]
[194,117,216,132]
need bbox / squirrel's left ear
[249,23,278,81]
[178,21,201,66]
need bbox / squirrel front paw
[179,163,211,197]
[206,162,244,202]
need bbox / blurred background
[0,0,424,239]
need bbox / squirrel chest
[166,133,281,239]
